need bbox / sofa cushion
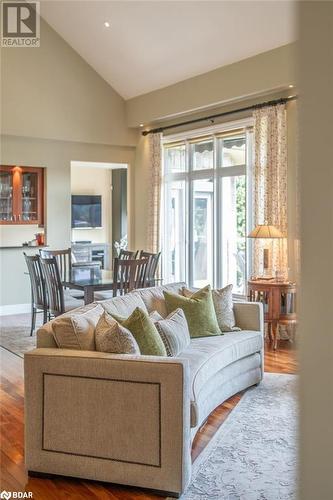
[133,282,185,318]
[178,330,263,402]
[164,285,221,338]
[183,284,240,332]
[112,307,167,356]
[155,308,191,357]
[95,311,140,354]
[52,303,103,350]
[100,293,148,317]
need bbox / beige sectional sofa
[24,282,264,497]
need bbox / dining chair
[40,248,72,281]
[139,250,161,287]
[24,253,48,335]
[118,249,139,260]
[94,258,149,300]
[40,248,86,299]
[39,256,84,317]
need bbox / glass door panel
[21,171,38,222]
[192,140,213,170]
[192,178,214,288]
[163,179,187,283]
[222,136,246,166]
[0,171,14,222]
[164,144,186,173]
[220,175,246,294]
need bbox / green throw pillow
[163,285,222,338]
[111,307,167,356]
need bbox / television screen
[71,195,102,229]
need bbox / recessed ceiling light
[104,21,110,28]
[289,84,294,88]
[140,124,144,127]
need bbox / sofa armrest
[233,301,264,335]
[24,349,191,497]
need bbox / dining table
[63,266,114,304]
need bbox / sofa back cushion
[100,293,148,317]
[52,303,103,350]
[133,282,185,318]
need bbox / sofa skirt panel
[190,352,262,432]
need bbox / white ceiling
[41,1,296,100]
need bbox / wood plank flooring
[0,340,297,499]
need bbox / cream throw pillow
[95,311,140,354]
[182,284,240,332]
[155,308,191,356]
[52,303,103,350]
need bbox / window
[162,119,253,295]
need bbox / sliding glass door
[162,121,253,295]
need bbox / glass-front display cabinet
[0,166,44,225]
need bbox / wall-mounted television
[71,195,102,229]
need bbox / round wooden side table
[247,280,297,350]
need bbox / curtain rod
[141,95,297,136]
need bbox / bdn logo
[1,1,40,47]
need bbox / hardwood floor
[0,340,297,499]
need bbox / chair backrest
[118,249,139,260]
[39,248,72,282]
[113,258,149,296]
[39,257,65,316]
[24,253,46,310]
[139,251,161,286]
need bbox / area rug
[0,313,40,358]
[177,373,298,500]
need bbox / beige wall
[299,2,333,498]
[0,15,137,309]
[126,43,296,127]
[1,16,138,147]
[0,135,135,308]
[71,166,112,245]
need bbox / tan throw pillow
[155,308,191,357]
[95,312,140,354]
[183,284,240,332]
[52,303,103,350]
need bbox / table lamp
[248,223,284,279]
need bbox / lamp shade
[248,224,284,239]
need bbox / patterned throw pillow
[155,308,191,356]
[111,307,167,356]
[95,311,140,354]
[163,285,221,338]
[183,284,240,332]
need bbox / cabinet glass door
[21,171,38,222]
[0,171,14,222]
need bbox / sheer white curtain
[252,103,288,277]
[147,133,162,253]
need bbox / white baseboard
[0,303,31,316]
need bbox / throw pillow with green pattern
[163,285,222,338]
[111,307,167,356]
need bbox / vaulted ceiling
[41,1,296,100]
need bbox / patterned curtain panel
[252,103,288,277]
[147,133,162,253]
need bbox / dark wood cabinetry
[0,166,44,225]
